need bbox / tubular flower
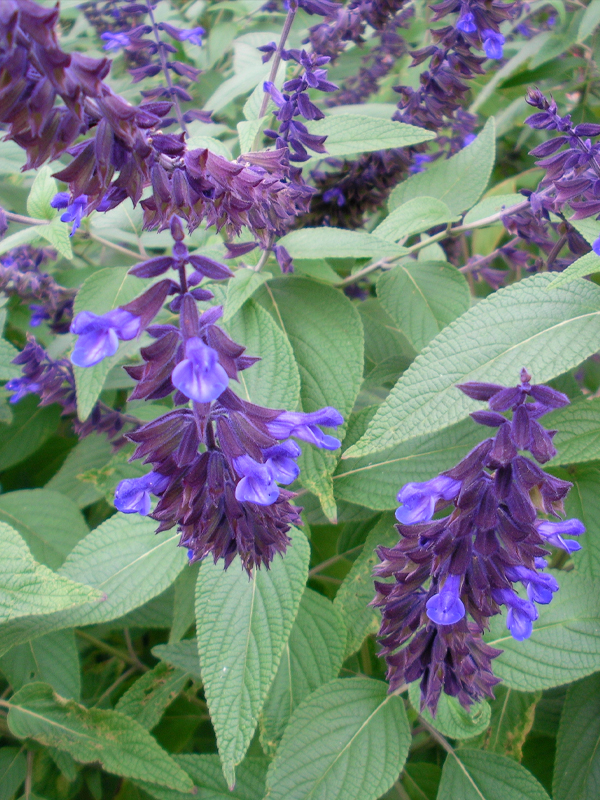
[374,369,584,715]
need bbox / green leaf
[408,683,491,740]
[333,514,397,656]
[195,528,310,787]
[137,754,268,800]
[0,396,61,472]
[0,521,99,624]
[0,747,26,800]
[0,225,45,256]
[344,274,600,459]
[39,217,73,260]
[0,338,19,380]
[0,514,187,657]
[169,562,199,644]
[563,466,600,578]
[373,198,458,243]
[389,118,496,215]
[569,216,600,246]
[436,749,550,800]
[260,589,346,752]
[6,682,193,793]
[237,118,267,153]
[225,298,300,409]
[152,639,202,680]
[223,269,270,322]
[485,571,600,692]
[260,278,363,520]
[377,261,470,352]
[554,673,600,800]
[265,677,411,800]
[402,763,441,800]
[463,194,525,226]
[0,630,81,700]
[73,267,148,421]
[578,0,600,41]
[277,228,405,260]
[305,115,435,157]
[78,448,148,506]
[548,252,600,290]
[0,489,88,569]
[45,435,113,509]
[26,165,58,221]
[482,686,541,760]
[116,663,189,731]
[545,399,600,465]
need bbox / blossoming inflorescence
[373,369,584,715]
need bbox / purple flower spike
[267,407,343,450]
[263,440,301,485]
[114,471,170,515]
[456,12,477,33]
[426,575,466,625]
[234,455,279,506]
[536,518,585,552]
[171,337,229,403]
[396,475,461,524]
[70,309,141,368]
[482,30,505,60]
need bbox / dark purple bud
[129,257,175,278]
[470,410,508,427]
[187,254,233,280]
[573,123,600,137]
[457,382,505,401]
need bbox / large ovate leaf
[26,165,58,221]
[152,639,202,679]
[45,435,112,509]
[345,275,600,459]
[546,398,600,465]
[260,588,346,752]
[389,118,496,215]
[482,686,540,760]
[0,396,61,472]
[6,682,193,792]
[373,198,458,243]
[0,338,19,381]
[485,571,600,691]
[554,673,600,800]
[277,228,405,260]
[195,528,310,787]
[377,261,470,352]
[408,682,491,740]
[0,629,81,700]
[116,663,189,731]
[0,522,99,624]
[223,269,270,322]
[0,747,26,800]
[436,749,550,800]
[265,677,411,800]
[305,114,435,157]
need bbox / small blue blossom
[179,26,204,46]
[536,518,585,552]
[322,187,346,206]
[593,236,600,257]
[171,337,229,403]
[114,472,170,515]
[100,31,131,50]
[51,193,88,235]
[5,377,41,403]
[70,308,141,368]
[456,12,477,33]
[395,475,461,524]
[426,574,466,625]
[408,153,431,174]
[234,455,280,506]
[506,565,559,605]
[482,29,505,59]
[267,407,344,450]
[263,440,301,485]
[492,589,538,641]
[30,303,49,327]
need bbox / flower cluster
[0,245,75,332]
[373,369,584,714]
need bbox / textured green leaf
[554,673,600,800]
[116,663,189,731]
[377,261,470,352]
[169,562,199,644]
[226,298,300,409]
[277,228,405,260]
[152,639,202,680]
[0,747,26,800]
[78,448,147,506]
[260,278,364,521]
[0,396,61,472]
[402,763,441,800]
[26,165,58,221]
[408,683,491,740]
[564,466,600,578]
[0,514,187,656]
[389,119,496,214]
[547,251,600,289]
[0,338,19,380]
[6,682,193,792]
[45,435,113,509]
[344,275,600,459]
[40,217,73,260]
[196,528,309,787]
[223,269,270,322]
[485,571,600,691]
[0,489,88,569]
[436,749,550,800]
[305,115,434,157]
[0,225,45,256]
[463,194,524,225]
[545,398,600,465]
[0,522,99,624]
[265,677,411,800]
[237,118,267,153]
[482,686,541,760]
[578,0,600,41]
[0,630,81,700]
[373,198,458,243]
[333,514,397,656]
[261,588,346,752]
[137,754,268,800]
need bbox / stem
[76,630,149,671]
[308,545,365,576]
[93,666,136,707]
[88,232,146,261]
[25,750,33,800]
[5,211,49,226]
[258,2,297,119]
[145,0,188,136]
[123,628,147,672]
[179,261,188,293]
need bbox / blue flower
[506,565,559,605]
[263,440,301,485]
[492,588,538,641]
[5,377,41,403]
[456,12,477,33]
[234,455,280,506]
[100,31,131,50]
[408,153,431,174]
[29,304,49,327]
[51,193,88,235]
[171,337,229,403]
[482,29,505,60]
[536,518,585,552]
[114,472,170,515]
[266,407,343,450]
[426,575,466,625]
[395,475,461,524]
[593,236,600,256]
[70,308,141,368]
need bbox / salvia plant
[1,0,600,799]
